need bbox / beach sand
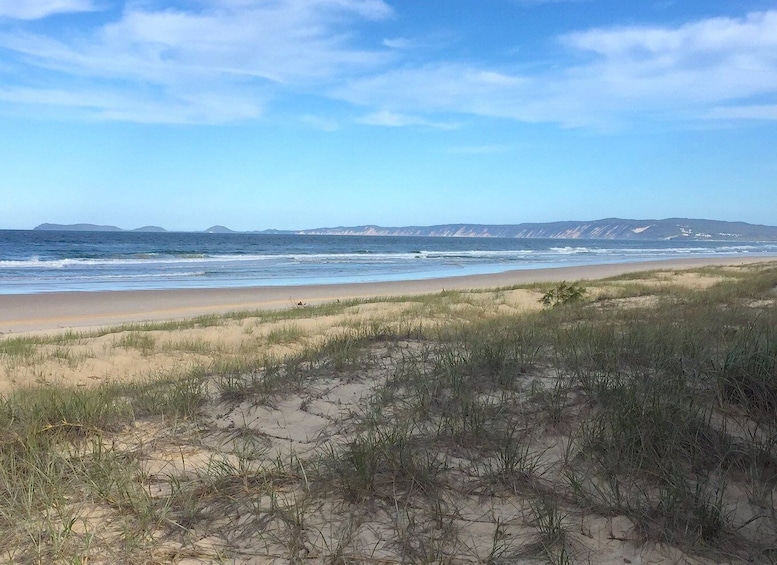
[1,256,776,564]
[1,256,773,334]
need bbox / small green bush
[540,282,587,307]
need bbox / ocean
[1,230,775,295]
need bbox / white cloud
[383,37,413,49]
[4,0,394,84]
[335,10,777,126]
[0,85,265,123]
[2,4,777,126]
[356,109,458,128]
[358,109,414,126]
[555,11,777,120]
[0,0,98,20]
[0,0,393,122]
[300,114,340,131]
[707,104,777,121]
[564,11,777,56]
[335,64,550,122]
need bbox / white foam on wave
[0,243,770,272]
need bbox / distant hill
[278,218,777,241]
[34,223,123,232]
[34,223,166,232]
[204,225,236,234]
[31,218,777,241]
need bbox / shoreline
[1,256,774,334]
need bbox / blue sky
[1,0,776,231]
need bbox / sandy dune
[2,257,776,563]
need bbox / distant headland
[34,223,167,233]
[32,218,777,241]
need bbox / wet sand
[1,256,774,334]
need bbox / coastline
[1,256,774,334]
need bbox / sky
[1,0,776,232]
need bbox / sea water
[0,230,775,294]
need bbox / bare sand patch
[615,269,727,289]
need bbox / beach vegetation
[115,331,157,356]
[160,336,224,355]
[540,281,587,307]
[0,261,776,562]
[0,337,38,360]
[265,323,307,345]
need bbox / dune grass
[0,261,776,563]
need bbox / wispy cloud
[382,37,414,49]
[333,63,546,122]
[335,10,777,127]
[2,4,776,127]
[0,85,265,123]
[300,114,340,131]
[356,109,458,129]
[4,1,394,83]
[0,0,393,122]
[558,11,777,120]
[707,104,777,121]
[0,0,99,20]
